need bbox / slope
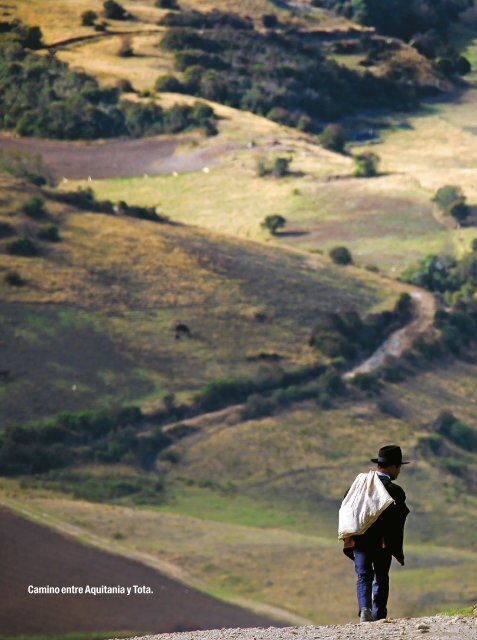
[0,175,393,426]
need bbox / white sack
[338,470,394,540]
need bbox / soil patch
[0,506,279,635]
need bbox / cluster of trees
[309,293,414,362]
[0,22,217,140]
[320,0,472,42]
[155,10,420,131]
[0,406,174,475]
[320,0,472,76]
[403,244,477,305]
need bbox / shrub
[262,14,279,28]
[198,378,256,411]
[0,221,15,238]
[351,372,381,393]
[432,185,469,222]
[4,270,25,286]
[116,78,134,93]
[48,187,114,213]
[261,214,287,235]
[273,157,291,177]
[103,0,129,20]
[22,196,47,219]
[118,35,134,57]
[38,224,60,242]
[241,394,276,420]
[329,246,352,265]
[116,200,168,223]
[155,74,184,92]
[321,123,345,152]
[6,236,38,256]
[156,0,180,7]
[353,151,379,177]
[81,10,98,26]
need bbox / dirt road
[344,287,436,379]
[132,615,477,640]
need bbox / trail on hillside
[134,615,477,640]
[46,29,163,50]
[344,286,436,379]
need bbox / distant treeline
[316,0,472,41]
[155,9,422,131]
[0,20,217,140]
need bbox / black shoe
[360,607,373,623]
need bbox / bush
[353,152,379,177]
[49,187,115,213]
[116,78,134,93]
[4,270,25,286]
[351,372,381,393]
[81,10,98,26]
[261,214,287,235]
[329,246,352,265]
[118,35,134,57]
[116,200,168,223]
[321,123,345,152]
[103,0,129,20]
[38,224,60,242]
[262,14,279,28]
[156,0,180,7]
[432,185,469,222]
[0,221,15,238]
[6,236,38,256]
[241,394,276,420]
[155,74,184,92]
[273,157,291,177]
[23,196,47,219]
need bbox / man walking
[339,445,410,622]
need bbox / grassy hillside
[0,175,393,425]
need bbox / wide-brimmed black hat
[371,445,410,466]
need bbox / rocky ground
[124,616,477,640]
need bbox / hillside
[0,174,393,426]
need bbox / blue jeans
[354,547,392,620]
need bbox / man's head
[371,445,409,480]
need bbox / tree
[353,151,379,177]
[321,123,345,153]
[273,157,290,177]
[432,185,469,223]
[103,0,129,20]
[156,0,180,7]
[81,10,98,26]
[118,35,134,57]
[329,246,352,265]
[261,215,287,235]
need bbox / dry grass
[0,175,391,423]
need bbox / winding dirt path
[344,286,436,379]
